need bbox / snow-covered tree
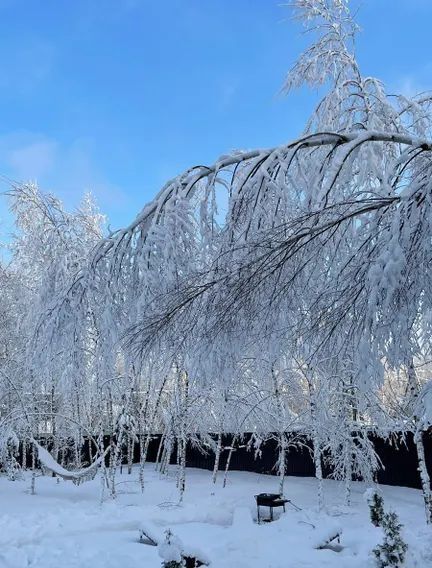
[373,510,408,567]
[365,488,385,527]
[1,0,431,521]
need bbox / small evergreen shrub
[373,510,408,567]
[365,488,385,527]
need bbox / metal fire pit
[255,493,289,523]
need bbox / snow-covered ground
[0,466,430,567]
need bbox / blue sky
[0,0,431,235]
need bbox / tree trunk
[139,433,152,490]
[178,437,187,502]
[278,433,287,496]
[139,374,167,488]
[31,441,36,495]
[306,368,324,510]
[223,436,237,488]
[344,443,352,507]
[22,438,27,470]
[212,432,223,484]
[109,442,117,498]
[155,433,166,472]
[127,436,133,475]
[405,357,432,523]
[414,428,432,524]
[272,364,286,495]
[176,368,189,501]
[313,437,324,511]
[88,437,93,464]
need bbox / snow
[0,466,430,568]
[32,440,107,482]
[310,520,342,549]
[364,487,379,503]
[139,521,163,546]
[232,506,253,528]
[33,442,82,479]
[158,530,183,563]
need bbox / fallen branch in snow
[315,531,342,551]
[139,523,161,546]
[140,522,211,566]
[311,522,343,551]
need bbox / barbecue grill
[255,493,289,523]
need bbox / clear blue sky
[0,0,431,235]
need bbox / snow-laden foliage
[365,488,385,527]
[1,0,432,521]
[158,529,184,567]
[0,185,104,468]
[373,510,408,568]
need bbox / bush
[365,488,385,527]
[373,511,408,567]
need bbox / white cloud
[8,139,57,180]
[390,64,432,98]
[0,131,131,227]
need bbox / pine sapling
[373,510,408,567]
[365,488,385,527]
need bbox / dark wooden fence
[180,432,431,489]
[22,430,432,490]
